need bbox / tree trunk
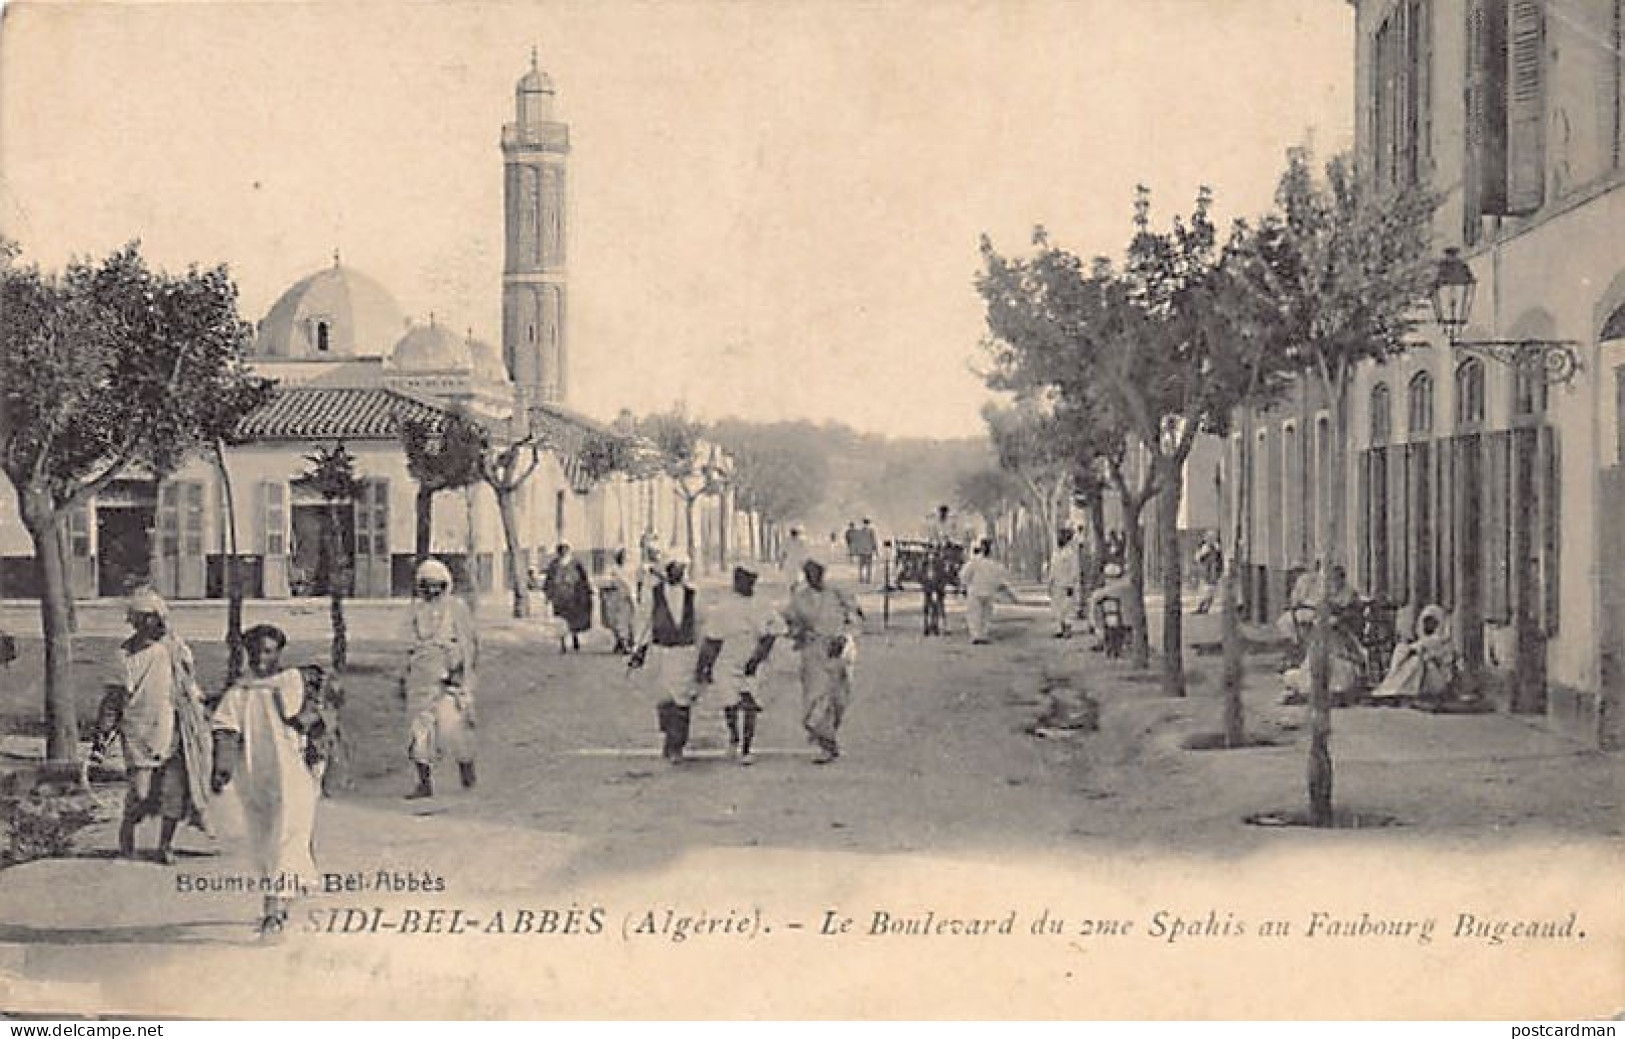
[415,485,434,561]
[497,487,528,619]
[1307,382,1347,826]
[148,471,164,594]
[718,489,730,568]
[1157,460,1187,698]
[1222,408,1254,748]
[214,444,246,685]
[56,519,77,633]
[463,486,479,616]
[1122,503,1151,669]
[325,501,348,672]
[1082,493,1107,598]
[683,495,697,571]
[26,507,79,764]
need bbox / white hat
[415,559,454,590]
[126,585,168,618]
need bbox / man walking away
[852,519,879,585]
[1048,529,1082,638]
[958,540,1017,645]
[1194,532,1223,615]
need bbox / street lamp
[1429,247,1580,386]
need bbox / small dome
[392,321,472,371]
[255,261,406,359]
[518,65,555,95]
[467,336,510,383]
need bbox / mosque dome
[255,260,406,359]
[517,64,555,95]
[391,320,472,371]
[466,335,510,383]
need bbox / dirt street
[0,572,1619,1018]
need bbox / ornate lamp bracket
[1453,338,1581,387]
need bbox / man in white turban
[96,586,212,862]
[399,559,479,798]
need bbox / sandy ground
[0,571,1620,1018]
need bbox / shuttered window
[1438,437,1456,609]
[1506,0,1548,214]
[356,478,389,556]
[1616,364,1625,465]
[1371,447,1391,598]
[1483,431,1514,623]
[68,505,92,559]
[1371,383,1393,444]
[1456,359,1487,429]
[1410,442,1434,604]
[1388,441,1408,601]
[1372,1,1434,188]
[1358,451,1373,591]
[1283,423,1302,565]
[157,481,177,557]
[1465,0,1510,236]
[182,482,204,556]
[262,481,287,556]
[1408,371,1434,437]
[1616,0,1624,167]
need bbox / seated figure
[1368,604,1457,704]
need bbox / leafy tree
[709,420,831,561]
[398,406,488,596]
[954,467,1021,544]
[481,436,541,619]
[980,187,1272,695]
[1239,148,1437,824]
[639,407,723,568]
[577,428,639,485]
[981,398,1076,567]
[293,443,362,672]
[1,241,268,762]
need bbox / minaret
[502,48,570,405]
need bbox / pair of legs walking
[407,692,476,798]
[656,692,762,763]
[119,756,189,863]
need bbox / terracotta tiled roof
[236,387,451,441]
[530,402,618,493]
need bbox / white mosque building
[0,57,736,601]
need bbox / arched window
[1407,371,1434,438]
[1370,383,1392,445]
[1455,358,1485,429]
[315,321,330,353]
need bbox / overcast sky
[0,0,1353,438]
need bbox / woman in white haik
[210,624,320,940]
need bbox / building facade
[0,58,741,601]
[1225,0,1624,745]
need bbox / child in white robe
[211,624,322,940]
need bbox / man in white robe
[1047,529,1082,638]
